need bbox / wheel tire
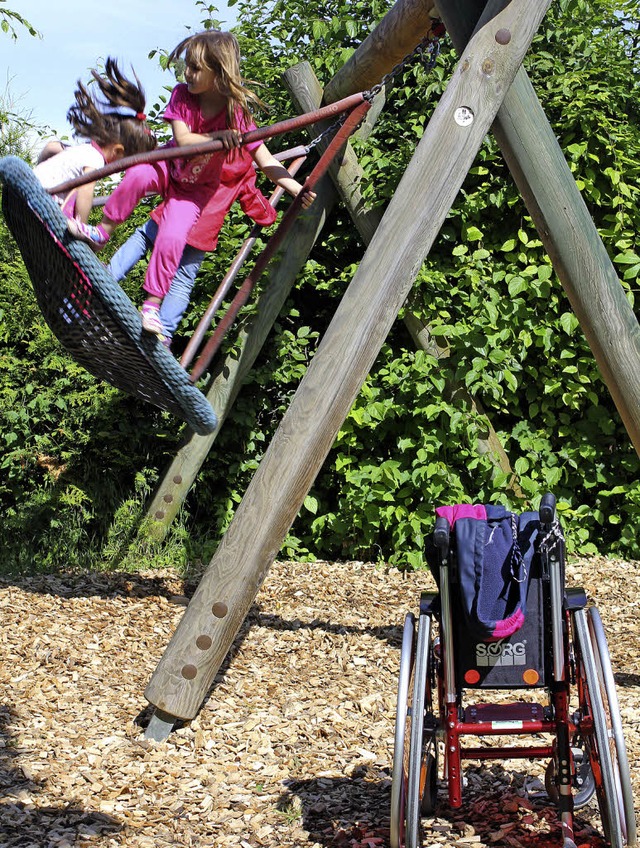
[406,611,433,848]
[572,608,634,847]
[390,613,415,848]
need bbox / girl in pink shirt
[68,30,315,340]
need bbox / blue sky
[0,1,236,140]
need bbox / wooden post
[324,0,640,454]
[140,0,488,544]
[324,0,439,104]
[141,177,337,539]
[144,0,552,730]
[447,0,640,454]
[283,61,522,492]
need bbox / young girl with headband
[34,57,156,223]
[67,30,315,340]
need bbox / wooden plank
[438,0,640,455]
[144,0,552,722]
[324,0,439,104]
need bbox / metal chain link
[304,111,350,153]
[364,20,445,102]
[304,19,446,151]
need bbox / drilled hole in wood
[154,511,165,520]
[173,475,183,484]
[163,494,174,503]
[181,664,197,680]
[211,602,228,618]
[196,635,212,650]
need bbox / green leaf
[303,495,318,514]
[559,312,579,335]
[465,226,483,241]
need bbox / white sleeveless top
[34,141,105,215]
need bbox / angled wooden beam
[143,0,552,729]
[283,60,522,492]
[438,0,640,455]
[138,0,449,542]
[324,0,439,104]
[140,177,337,539]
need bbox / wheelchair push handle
[539,492,556,526]
[434,515,450,554]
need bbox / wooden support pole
[283,61,522,492]
[324,0,439,104]
[140,0,484,543]
[144,0,552,726]
[325,0,640,455]
[437,0,640,456]
[141,177,337,539]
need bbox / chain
[364,19,445,102]
[304,20,446,152]
[304,111,350,153]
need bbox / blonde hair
[168,30,265,129]
[67,57,157,156]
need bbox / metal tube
[179,154,307,370]
[188,100,371,382]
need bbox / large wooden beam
[140,178,336,539]
[140,0,469,544]
[332,0,640,455]
[283,60,521,491]
[324,0,439,104]
[144,0,552,726]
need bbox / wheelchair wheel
[572,607,637,847]
[419,719,438,816]
[588,608,637,846]
[390,612,415,848]
[406,609,436,848]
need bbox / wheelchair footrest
[464,702,547,724]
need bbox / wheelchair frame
[390,494,637,848]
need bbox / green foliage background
[0,0,639,573]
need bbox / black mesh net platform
[0,156,217,435]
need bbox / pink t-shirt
[163,83,261,187]
[153,83,277,251]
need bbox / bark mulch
[1,557,638,848]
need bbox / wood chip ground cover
[1,557,638,847]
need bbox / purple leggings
[103,161,210,299]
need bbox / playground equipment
[390,494,637,848]
[0,93,372,433]
[138,0,640,743]
[0,155,218,435]
[1,0,638,760]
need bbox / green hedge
[0,0,638,572]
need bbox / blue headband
[94,99,145,120]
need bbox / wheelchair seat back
[432,505,553,689]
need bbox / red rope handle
[48,92,368,197]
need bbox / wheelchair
[390,494,637,848]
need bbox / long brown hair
[67,57,157,155]
[168,30,265,129]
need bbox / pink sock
[96,224,110,240]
